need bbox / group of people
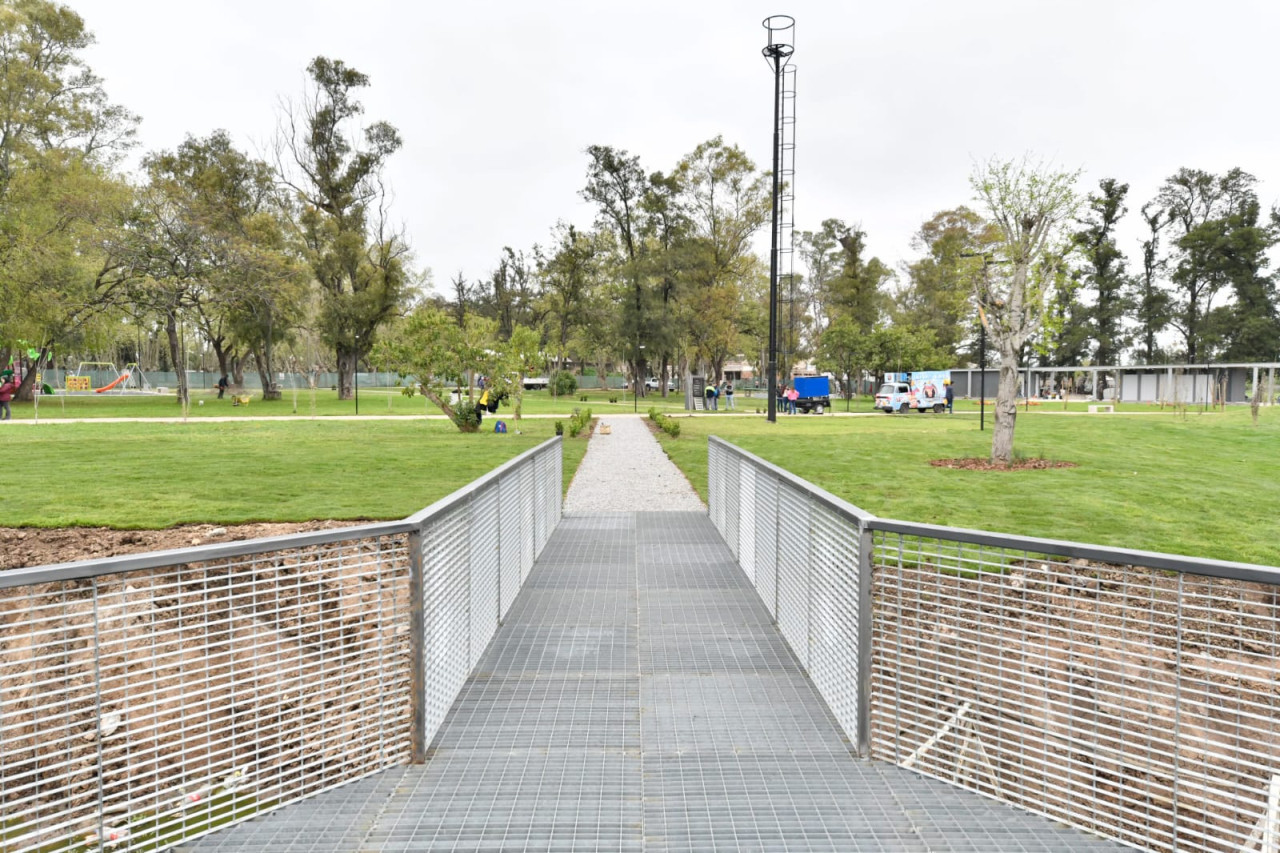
[777,384,800,414]
[702,380,735,410]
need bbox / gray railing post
[408,524,427,764]
[855,517,874,759]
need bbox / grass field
[4,418,588,528]
[652,406,1280,566]
[5,386,701,419]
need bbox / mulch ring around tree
[930,457,1078,471]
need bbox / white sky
[80,0,1279,293]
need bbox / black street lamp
[762,15,793,424]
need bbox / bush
[608,396,618,404]
[579,395,588,402]
[451,400,482,433]
[662,419,680,438]
[551,370,577,396]
[648,407,660,421]
[567,407,593,438]
[554,420,564,436]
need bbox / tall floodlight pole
[762,15,793,424]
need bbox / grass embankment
[5,386,698,419]
[4,419,588,528]
[654,406,1280,566]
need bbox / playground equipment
[66,361,157,395]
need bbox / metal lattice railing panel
[723,454,741,561]
[775,487,812,670]
[468,482,501,668]
[806,501,860,746]
[870,531,1280,853]
[737,464,758,586]
[0,535,412,853]
[420,504,472,748]
[498,471,522,620]
[752,472,779,619]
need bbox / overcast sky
[80,0,1279,294]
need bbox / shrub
[551,370,578,396]
[451,400,482,433]
[608,396,618,404]
[662,419,680,438]
[648,407,660,421]
[579,395,588,402]
[554,420,564,436]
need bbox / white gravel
[564,415,705,513]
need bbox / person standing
[944,380,954,414]
[725,380,735,410]
[216,374,229,399]
[0,371,16,420]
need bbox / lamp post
[762,15,794,424]
[634,344,645,413]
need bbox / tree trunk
[336,345,355,400]
[420,384,477,432]
[14,346,48,402]
[991,347,1020,465]
[252,346,282,401]
[165,312,189,405]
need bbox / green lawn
[6,386,698,419]
[653,406,1280,566]
[4,418,588,528]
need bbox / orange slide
[94,371,131,393]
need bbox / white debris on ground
[564,415,705,513]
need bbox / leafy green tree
[278,57,409,400]
[537,223,598,375]
[1071,179,1133,373]
[1131,203,1171,363]
[0,0,137,399]
[376,307,498,432]
[497,324,544,432]
[1151,167,1262,361]
[971,157,1080,465]
[1213,197,1278,360]
[897,207,999,361]
[581,145,654,394]
[674,137,770,380]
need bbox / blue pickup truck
[790,375,831,414]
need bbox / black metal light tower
[762,15,793,424]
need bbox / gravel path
[564,415,704,512]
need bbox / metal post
[855,517,875,759]
[979,323,986,432]
[765,56,782,423]
[761,16,793,424]
[408,526,426,763]
[354,334,360,416]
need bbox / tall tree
[581,145,653,394]
[1152,168,1256,362]
[1214,196,1278,360]
[1072,179,1132,372]
[674,136,770,380]
[278,56,409,399]
[0,0,137,399]
[1131,203,1170,363]
[537,223,598,375]
[971,157,1080,465]
[897,207,999,360]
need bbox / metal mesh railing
[0,437,562,853]
[708,436,1280,853]
[707,437,869,751]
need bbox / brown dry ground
[0,522,337,571]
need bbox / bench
[1088,404,1113,413]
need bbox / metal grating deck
[181,512,1127,852]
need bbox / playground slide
[94,371,130,393]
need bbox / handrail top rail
[711,434,1280,586]
[0,436,561,590]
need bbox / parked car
[645,377,676,391]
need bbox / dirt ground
[0,521,347,571]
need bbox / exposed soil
[0,521,351,571]
[930,457,1078,471]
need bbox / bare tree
[971,157,1080,465]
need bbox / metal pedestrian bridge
[177,511,1121,852]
